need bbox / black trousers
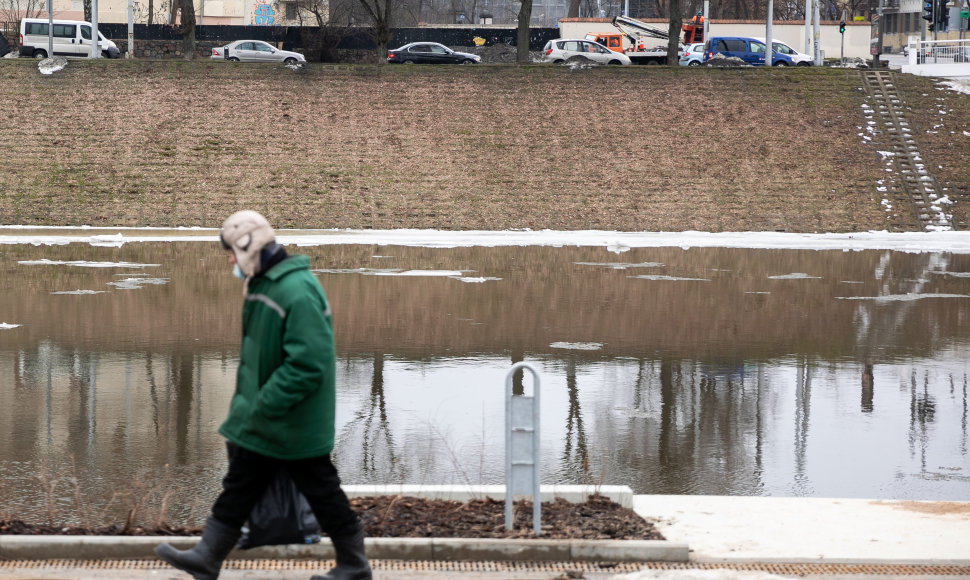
[212,442,360,538]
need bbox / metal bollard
[504,362,541,535]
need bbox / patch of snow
[38,56,68,75]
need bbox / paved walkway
[1,496,968,579]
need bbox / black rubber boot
[155,516,241,580]
[310,525,372,580]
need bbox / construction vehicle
[585,15,704,65]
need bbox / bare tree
[180,0,195,58]
[516,0,531,62]
[0,0,44,21]
[361,0,392,54]
[665,0,679,64]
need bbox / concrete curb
[0,536,691,563]
[342,484,635,509]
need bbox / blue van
[703,36,793,66]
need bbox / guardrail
[907,38,970,65]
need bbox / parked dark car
[0,32,11,58]
[386,42,481,64]
[703,36,793,66]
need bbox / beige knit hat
[220,210,275,277]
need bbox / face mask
[233,263,245,280]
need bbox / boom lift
[585,15,703,64]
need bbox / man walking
[155,210,371,580]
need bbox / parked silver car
[679,42,705,66]
[211,40,305,63]
[542,39,631,65]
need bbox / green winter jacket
[218,255,336,460]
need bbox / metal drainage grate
[2,559,970,575]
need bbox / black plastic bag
[237,469,322,549]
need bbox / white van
[19,18,120,59]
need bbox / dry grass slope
[0,60,967,232]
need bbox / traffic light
[839,20,846,33]
[935,0,948,30]
[922,0,934,21]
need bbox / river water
[0,230,967,526]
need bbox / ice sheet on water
[0,323,21,330]
[454,277,502,283]
[50,289,109,295]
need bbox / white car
[212,40,305,64]
[542,39,632,65]
[753,38,814,66]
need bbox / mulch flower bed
[0,494,662,541]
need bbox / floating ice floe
[630,274,710,281]
[454,277,502,283]
[614,569,793,580]
[575,261,663,270]
[550,342,603,351]
[18,259,160,268]
[372,269,466,277]
[314,268,404,275]
[839,293,969,302]
[91,233,125,248]
[50,289,109,295]
[768,273,821,280]
[108,277,169,290]
[0,323,22,330]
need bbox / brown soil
[1,60,967,232]
[0,495,663,541]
